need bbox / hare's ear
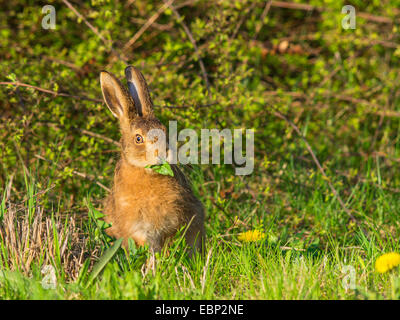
[125,66,154,117]
[100,71,135,120]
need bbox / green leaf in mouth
[145,160,174,177]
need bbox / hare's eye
[135,134,144,144]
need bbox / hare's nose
[155,146,170,164]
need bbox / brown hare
[99,66,205,257]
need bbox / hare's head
[100,66,169,168]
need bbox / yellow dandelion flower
[375,252,400,273]
[238,230,265,242]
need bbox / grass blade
[85,238,123,287]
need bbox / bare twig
[165,0,211,98]
[79,128,120,147]
[122,0,175,53]
[1,80,216,110]
[374,110,400,118]
[270,1,394,24]
[254,1,272,39]
[263,89,383,113]
[36,122,121,147]
[269,32,397,49]
[174,0,199,10]
[356,12,393,24]
[232,1,258,39]
[271,1,317,12]
[130,17,173,31]
[62,0,127,63]
[34,154,110,192]
[62,0,108,44]
[106,0,175,68]
[155,102,218,109]
[0,81,104,104]
[42,56,82,73]
[270,107,357,222]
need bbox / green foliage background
[1,0,400,299]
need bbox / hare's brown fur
[100,66,205,254]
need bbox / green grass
[1,0,400,300]
[1,162,400,300]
